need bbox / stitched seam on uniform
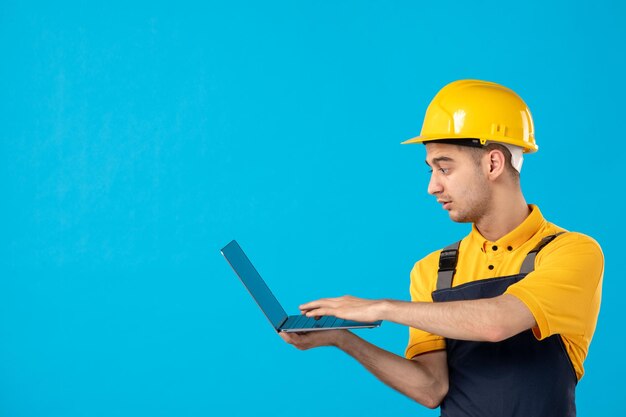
[405,340,445,359]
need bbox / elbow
[483,324,518,343]
[481,294,535,342]
[483,327,507,343]
[410,378,448,409]
[424,382,448,409]
[422,396,443,410]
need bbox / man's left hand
[299,295,387,323]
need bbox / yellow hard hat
[402,79,537,153]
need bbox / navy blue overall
[431,233,577,417]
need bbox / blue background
[1,1,623,416]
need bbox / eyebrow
[425,156,455,167]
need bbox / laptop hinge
[276,316,289,331]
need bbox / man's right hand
[280,327,448,408]
[279,329,350,350]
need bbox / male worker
[280,79,604,417]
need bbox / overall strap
[436,241,461,290]
[436,232,566,290]
[519,232,566,274]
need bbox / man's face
[424,142,492,223]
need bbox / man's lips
[437,200,452,210]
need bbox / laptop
[220,240,382,332]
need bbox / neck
[474,190,530,242]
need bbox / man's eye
[439,168,449,174]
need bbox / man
[280,79,604,416]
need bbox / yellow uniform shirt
[405,205,604,380]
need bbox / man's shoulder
[538,223,603,260]
[543,221,602,249]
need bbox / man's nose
[428,173,443,195]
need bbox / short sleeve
[405,251,446,359]
[505,232,604,341]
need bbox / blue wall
[1,1,623,416]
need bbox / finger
[299,298,336,310]
[304,308,332,317]
[299,300,321,310]
[300,307,327,316]
[279,332,293,343]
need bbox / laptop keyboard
[282,315,344,330]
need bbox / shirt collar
[470,205,546,252]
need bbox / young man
[280,80,604,417]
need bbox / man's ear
[486,149,506,179]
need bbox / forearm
[334,331,447,408]
[299,294,535,342]
[380,295,535,342]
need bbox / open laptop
[221,240,382,332]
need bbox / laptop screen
[221,240,288,329]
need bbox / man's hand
[299,295,387,323]
[280,326,449,408]
[279,329,349,350]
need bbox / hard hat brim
[400,135,472,145]
[400,135,428,145]
[401,135,538,153]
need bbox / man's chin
[448,211,473,223]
